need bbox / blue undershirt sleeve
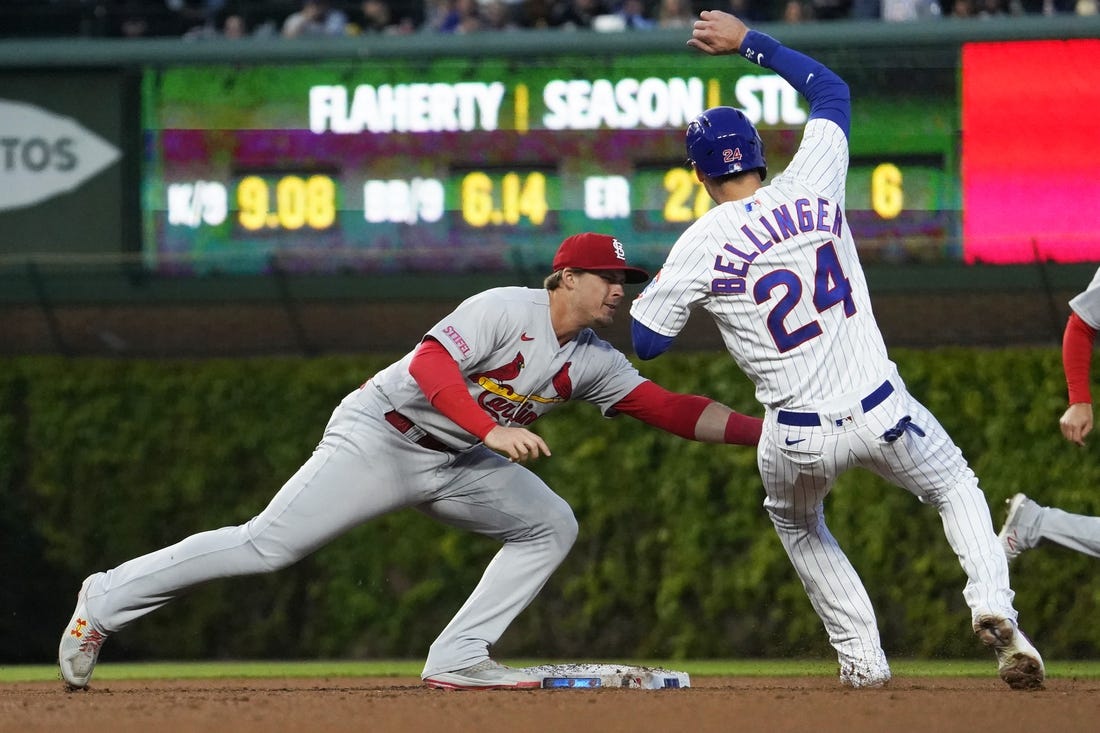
[740,29,850,139]
[631,319,676,360]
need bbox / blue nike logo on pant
[785,437,806,445]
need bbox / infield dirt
[3,675,1097,733]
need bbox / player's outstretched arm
[687,9,850,137]
[613,380,762,445]
[694,400,763,444]
[1061,311,1096,446]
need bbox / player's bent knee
[555,511,579,550]
[765,504,821,530]
[536,505,579,557]
[920,466,980,507]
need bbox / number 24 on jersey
[711,240,856,353]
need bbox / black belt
[383,410,453,452]
[777,381,894,427]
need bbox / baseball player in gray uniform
[59,232,763,691]
[629,11,1044,690]
[998,265,1100,561]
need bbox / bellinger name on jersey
[711,195,844,295]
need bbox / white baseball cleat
[58,574,108,690]
[974,615,1045,690]
[839,663,891,689]
[423,659,542,690]
[999,493,1036,563]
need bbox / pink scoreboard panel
[962,39,1100,264]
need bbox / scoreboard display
[961,39,1100,264]
[141,52,959,276]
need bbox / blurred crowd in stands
[2,0,1096,40]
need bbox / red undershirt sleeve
[409,338,498,440]
[1063,312,1096,405]
[723,409,764,446]
[613,380,762,445]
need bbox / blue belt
[777,381,894,427]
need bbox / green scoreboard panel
[142,53,958,275]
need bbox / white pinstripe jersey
[1068,266,1100,329]
[630,118,892,411]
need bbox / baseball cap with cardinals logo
[552,233,650,284]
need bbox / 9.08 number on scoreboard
[164,173,341,232]
[237,174,337,231]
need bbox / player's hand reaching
[686,10,749,56]
[483,425,552,463]
[1059,402,1094,446]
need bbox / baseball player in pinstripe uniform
[59,232,763,691]
[629,10,1044,689]
[998,266,1100,560]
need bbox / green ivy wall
[3,349,1098,665]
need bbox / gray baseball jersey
[73,285,645,681]
[631,107,1018,684]
[372,286,646,447]
[1037,268,1100,559]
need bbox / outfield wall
[3,349,1098,663]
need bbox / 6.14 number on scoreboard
[460,170,549,228]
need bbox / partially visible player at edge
[998,265,1100,561]
[629,10,1044,690]
[58,232,763,692]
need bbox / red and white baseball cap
[551,233,650,284]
